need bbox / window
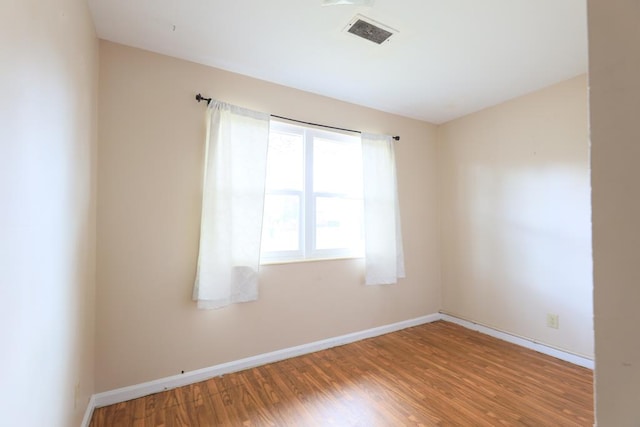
[260,121,364,263]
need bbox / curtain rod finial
[195,93,212,105]
[393,136,400,141]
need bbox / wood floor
[90,321,593,426]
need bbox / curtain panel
[193,101,270,309]
[361,133,406,285]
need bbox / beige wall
[438,75,593,358]
[0,0,98,426]
[96,41,441,392]
[588,1,640,424]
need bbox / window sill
[260,256,363,267]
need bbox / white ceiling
[87,0,587,124]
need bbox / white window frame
[260,120,364,264]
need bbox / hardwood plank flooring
[90,321,593,426]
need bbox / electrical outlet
[546,313,559,329]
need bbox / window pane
[313,137,363,195]
[315,196,363,251]
[261,194,300,252]
[265,131,303,191]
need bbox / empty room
[3,0,639,426]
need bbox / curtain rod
[195,93,400,141]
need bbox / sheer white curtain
[193,101,270,309]
[361,133,405,285]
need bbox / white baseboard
[92,313,441,409]
[80,395,96,427]
[439,313,594,369]
[86,311,593,417]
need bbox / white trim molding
[85,311,593,418]
[92,313,441,409]
[439,313,594,369]
[80,395,96,427]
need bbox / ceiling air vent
[344,14,397,45]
